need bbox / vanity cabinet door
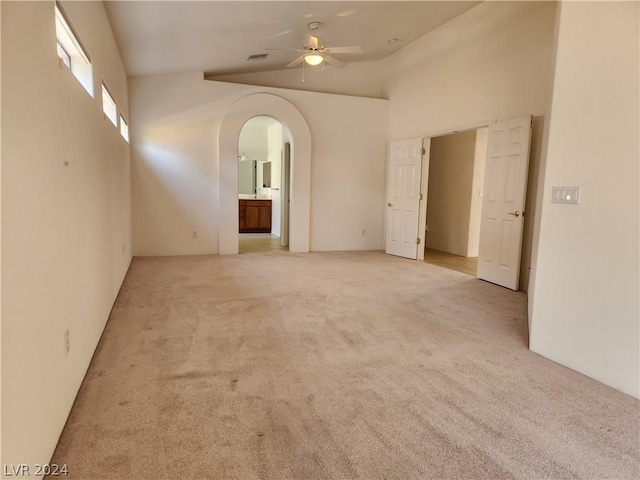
[258,206,271,230]
[245,205,259,229]
[240,200,271,233]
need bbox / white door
[385,139,423,259]
[477,116,532,290]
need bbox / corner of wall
[528,1,640,398]
[527,0,563,328]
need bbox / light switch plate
[552,186,580,205]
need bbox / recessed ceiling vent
[247,53,269,61]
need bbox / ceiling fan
[267,22,363,69]
[238,152,254,162]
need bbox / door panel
[246,206,258,228]
[477,116,532,290]
[258,206,271,229]
[385,139,423,259]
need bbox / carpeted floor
[50,251,639,479]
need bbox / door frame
[416,138,430,261]
[416,119,496,261]
[281,141,291,247]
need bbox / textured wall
[529,1,640,398]
[2,0,131,467]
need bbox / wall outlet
[64,329,70,354]
[192,231,198,239]
[121,242,126,255]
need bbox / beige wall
[239,123,268,162]
[382,1,557,291]
[1,0,131,468]
[130,75,389,255]
[426,130,477,256]
[529,1,639,398]
[468,128,487,257]
[238,122,268,195]
[208,59,384,99]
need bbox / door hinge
[418,193,423,201]
[420,148,426,155]
[416,237,421,245]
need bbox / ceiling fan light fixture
[304,54,324,66]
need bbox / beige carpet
[50,251,639,479]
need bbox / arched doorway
[217,93,311,254]
[237,116,286,253]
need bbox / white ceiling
[104,1,480,77]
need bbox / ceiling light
[304,54,323,66]
[388,38,399,44]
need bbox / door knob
[387,202,394,207]
[508,211,520,217]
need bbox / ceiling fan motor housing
[277,20,357,70]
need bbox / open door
[385,138,423,259]
[477,116,532,290]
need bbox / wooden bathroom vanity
[239,198,272,233]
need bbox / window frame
[56,41,71,68]
[120,115,130,143]
[101,83,118,128]
[55,2,94,96]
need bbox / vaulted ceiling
[104,1,479,77]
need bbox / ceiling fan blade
[305,34,319,49]
[265,48,306,52]
[325,46,363,54]
[323,55,346,69]
[286,55,306,68]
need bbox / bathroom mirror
[263,162,271,188]
[238,158,256,195]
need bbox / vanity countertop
[238,194,271,200]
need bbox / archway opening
[217,93,311,255]
[237,115,290,253]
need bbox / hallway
[239,233,287,254]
